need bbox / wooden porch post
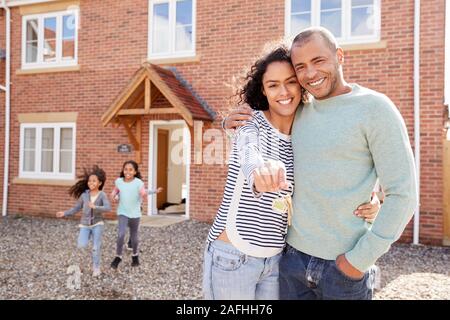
[119,116,142,164]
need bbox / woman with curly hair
[56,165,111,277]
[202,43,379,300]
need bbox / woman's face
[262,61,302,117]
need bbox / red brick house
[0,0,448,246]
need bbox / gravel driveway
[0,216,449,300]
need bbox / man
[224,27,417,299]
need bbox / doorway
[148,120,190,218]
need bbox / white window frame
[19,123,76,180]
[148,0,196,59]
[21,9,79,70]
[285,0,381,45]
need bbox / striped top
[207,110,295,258]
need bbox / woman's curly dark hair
[69,165,106,199]
[120,160,142,180]
[237,43,308,110]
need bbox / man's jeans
[279,243,376,300]
[202,240,282,300]
[77,224,103,269]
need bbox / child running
[56,165,111,277]
[110,160,162,269]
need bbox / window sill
[147,55,200,65]
[340,40,387,51]
[13,177,76,186]
[16,65,81,75]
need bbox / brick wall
[3,0,446,244]
[415,0,446,245]
[7,0,150,218]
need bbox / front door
[157,129,169,210]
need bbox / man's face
[290,36,344,100]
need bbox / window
[149,0,196,58]
[286,0,380,45]
[19,123,76,179]
[22,9,79,69]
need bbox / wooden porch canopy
[101,62,215,163]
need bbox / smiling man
[224,27,418,300]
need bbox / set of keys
[272,194,293,226]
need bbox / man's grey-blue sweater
[287,84,418,272]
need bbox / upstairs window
[22,9,79,69]
[149,0,196,59]
[286,0,381,45]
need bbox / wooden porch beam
[120,117,140,151]
[146,67,194,126]
[118,107,178,116]
[148,108,178,114]
[129,90,145,110]
[136,118,142,163]
[101,71,147,126]
[145,78,151,112]
[118,109,148,116]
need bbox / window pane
[291,0,311,13]
[152,3,170,54]
[175,25,192,51]
[23,128,36,172]
[24,128,36,149]
[62,38,75,59]
[176,0,192,25]
[60,128,73,149]
[351,6,374,36]
[60,151,72,173]
[321,0,342,10]
[26,43,38,63]
[63,15,75,38]
[59,128,72,173]
[60,126,73,174]
[41,151,53,172]
[24,151,35,171]
[26,20,38,42]
[41,128,54,172]
[321,10,342,37]
[43,17,57,62]
[42,128,54,149]
[26,20,38,63]
[291,13,311,35]
[62,15,76,59]
[352,0,373,6]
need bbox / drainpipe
[0,0,11,217]
[413,0,421,244]
[446,0,450,116]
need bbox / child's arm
[148,187,163,195]
[110,187,119,197]
[56,197,83,218]
[110,187,120,203]
[139,186,147,198]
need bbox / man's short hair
[292,27,338,52]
